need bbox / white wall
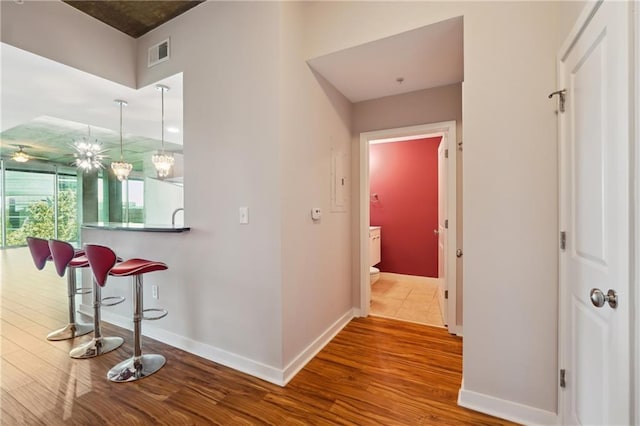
[352,84,463,328]
[136,1,355,377]
[0,1,136,88]
[462,2,558,419]
[279,3,354,369]
[134,2,285,369]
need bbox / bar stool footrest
[101,296,126,307]
[75,286,93,295]
[107,354,166,382]
[142,308,168,321]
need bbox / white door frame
[358,121,459,335]
[634,2,639,423]
[557,0,637,423]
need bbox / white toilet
[369,226,381,285]
[370,266,380,285]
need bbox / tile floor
[370,272,444,327]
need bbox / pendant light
[111,100,133,181]
[72,125,105,172]
[151,84,174,179]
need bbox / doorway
[368,135,443,326]
[358,121,459,335]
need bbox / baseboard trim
[79,304,285,385]
[79,304,355,387]
[458,386,557,425]
[282,308,355,385]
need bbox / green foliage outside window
[5,190,78,246]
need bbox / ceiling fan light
[12,150,29,162]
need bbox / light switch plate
[239,207,249,224]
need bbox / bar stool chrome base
[69,336,124,359]
[107,354,166,382]
[47,322,93,341]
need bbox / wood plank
[1,247,517,425]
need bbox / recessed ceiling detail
[0,116,182,169]
[62,1,205,38]
[307,17,463,103]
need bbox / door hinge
[560,369,566,388]
[445,219,448,229]
[445,149,449,158]
[445,290,449,299]
[560,231,566,251]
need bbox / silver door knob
[433,229,439,235]
[590,288,618,309]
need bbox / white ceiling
[307,17,463,103]
[0,42,183,145]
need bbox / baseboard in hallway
[370,272,444,327]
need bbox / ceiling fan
[5,145,47,163]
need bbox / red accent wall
[370,137,441,277]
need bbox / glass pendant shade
[152,152,175,178]
[152,84,174,179]
[111,160,133,181]
[111,100,132,181]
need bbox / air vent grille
[148,38,170,68]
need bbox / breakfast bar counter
[82,222,191,233]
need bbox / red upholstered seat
[69,255,90,268]
[84,245,167,285]
[110,259,168,277]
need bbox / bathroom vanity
[369,226,381,266]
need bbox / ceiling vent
[148,38,170,68]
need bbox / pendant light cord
[161,87,165,153]
[119,102,124,160]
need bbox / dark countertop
[82,222,191,233]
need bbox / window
[4,169,55,246]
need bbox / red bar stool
[26,236,52,271]
[84,244,168,382]
[27,236,93,340]
[47,239,127,359]
[46,239,94,341]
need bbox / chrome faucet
[171,208,184,226]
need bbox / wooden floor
[1,247,515,425]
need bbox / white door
[559,1,630,424]
[437,136,447,324]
